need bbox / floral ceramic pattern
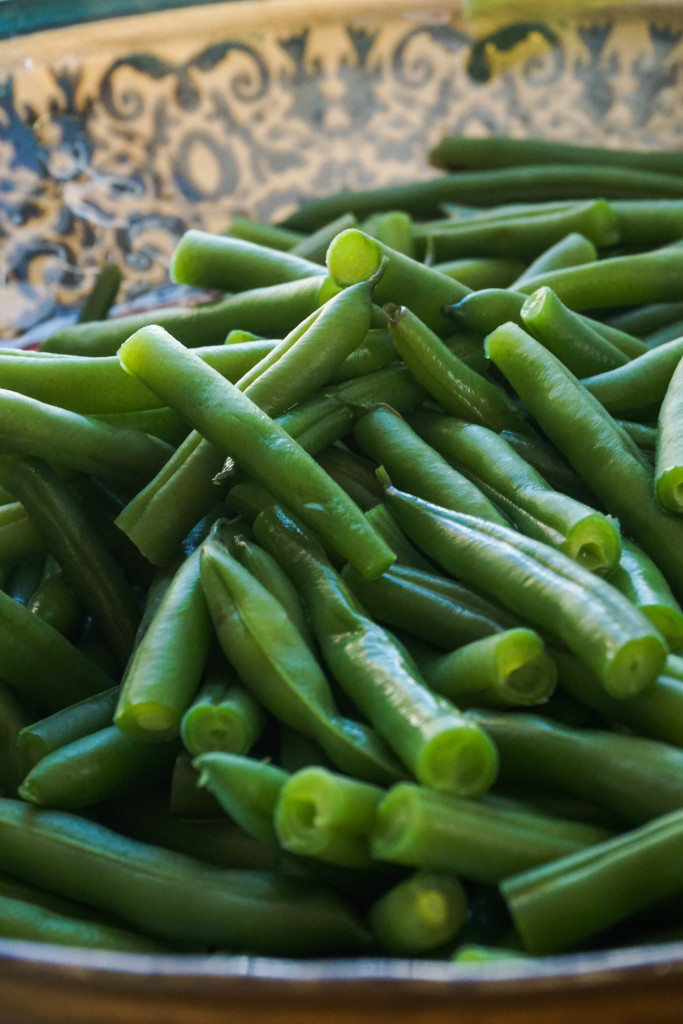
[1,5,683,337]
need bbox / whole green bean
[485,320,683,602]
[115,548,212,741]
[281,166,683,232]
[382,482,667,698]
[408,409,621,574]
[326,228,470,336]
[17,686,120,776]
[0,798,370,953]
[117,325,395,578]
[428,136,683,177]
[384,304,533,435]
[352,405,508,526]
[341,561,519,649]
[170,229,326,292]
[77,263,123,324]
[42,276,336,356]
[199,536,403,785]
[18,725,177,810]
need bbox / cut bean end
[417,722,498,798]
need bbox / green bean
[199,536,403,785]
[326,229,471,336]
[608,299,683,338]
[370,783,611,884]
[363,505,434,572]
[180,668,266,758]
[510,233,598,288]
[486,320,683,602]
[117,325,395,578]
[170,229,325,292]
[281,166,683,232]
[99,787,278,870]
[0,341,278,414]
[501,807,683,955]
[325,329,398,384]
[0,798,370,953]
[655,355,683,513]
[362,210,416,258]
[18,725,177,811]
[369,870,468,954]
[3,556,44,606]
[41,276,336,356]
[556,650,683,748]
[315,446,383,513]
[17,686,120,776]
[611,200,683,248]
[582,336,683,416]
[115,549,212,741]
[0,502,45,569]
[0,456,140,667]
[0,388,173,491]
[226,217,303,251]
[408,409,621,574]
[434,257,525,290]
[341,561,519,649]
[411,201,619,263]
[194,752,288,847]
[352,405,508,526]
[609,539,683,653]
[496,430,591,503]
[253,505,499,798]
[0,889,169,952]
[428,136,683,177]
[78,263,123,324]
[520,287,628,377]
[382,482,667,698]
[0,585,115,711]
[470,708,683,826]
[289,213,358,263]
[384,304,533,435]
[643,317,683,349]
[274,766,383,868]
[410,630,557,709]
[516,248,683,310]
[618,419,658,454]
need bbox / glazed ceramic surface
[2,2,683,1021]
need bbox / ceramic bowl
[2,1,683,1020]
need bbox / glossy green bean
[170,229,325,292]
[486,320,683,602]
[408,409,621,574]
[382,483,667,698]
[582,336,683,416]
[199,536,403,785]
[17,686,120,776]
[194,752,288,846]
[117,325,395,578]
[253,506,499,798]
[352,405,508,526]
[608,538,683,652]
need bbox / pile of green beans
[3,134,683,963]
